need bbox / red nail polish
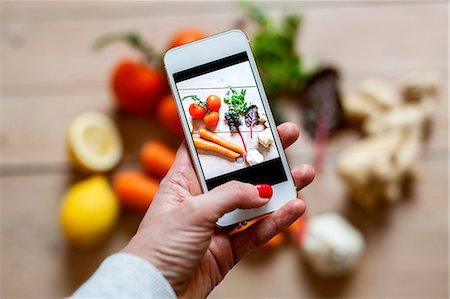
[255,184,273,198]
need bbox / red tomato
[111,59,167,116]
[189,103,207,119]
[206,95,221,111]
[157,95,183,137]
[203,111,220,126]
[168,29,207,49]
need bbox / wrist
[122,234,182,294]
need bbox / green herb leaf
[240,1,316,100]
[224,87,250,114]
[182,95,207,110]
[93,32,161,66]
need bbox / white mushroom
[301,213,365,276]
[245,149,264,166]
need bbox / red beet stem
[237,127,248,153]
[313,100,328,172]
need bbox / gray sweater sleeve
[72,252,177,299]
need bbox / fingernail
[255,184,273,198]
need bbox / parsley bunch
[224,87,250,114]
[239,1,313,98]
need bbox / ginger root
[342,79,400,122]
[337,72,439,208]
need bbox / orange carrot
[140,141,176,179]
[193,137,240,159]
[228,214,285,249]
[198,128,245,154]
[229,215,269,235]
[113,171,159,212]
[261,233,285,249]
[286,212,308,246]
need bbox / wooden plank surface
[2,2,446,86]
[1,2,447,167]
[1,1,448,298]
[1,159,447,298]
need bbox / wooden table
[1,1,448,298]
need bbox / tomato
[157,95,183,137]
[203,111,220,126]
[189,103,207,119]
[206,95,221,111]
[168,29,207,49]
[111,59,167,116]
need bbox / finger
[194,181,270,222]
[291,164,315,191]
[161,142,203,196]
[231,199,305,262]
[277,122,300,149]
[165,142,197,179]
[170,142,191,168]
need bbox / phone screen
[174,52,288,190]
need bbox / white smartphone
[164,29,297,228]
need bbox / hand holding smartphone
[164,30,297,227]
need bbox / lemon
[60,176,119,248]
[67,112,122,173]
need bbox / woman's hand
[123,122,315,299]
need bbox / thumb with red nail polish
[255,184,273,198]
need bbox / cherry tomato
[168,29,207,49]
[157,95,183,137]
[112,59,167,115]
[203,111,220,126]
[206,95,221,111]
[189,103,207,119]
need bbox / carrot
[228,214,285,250]
[113,171,159,212]
[193,137,240,159]
[286,212,308,246]
[198,128,245,154]
[229,215,269,235]
[261,233,285,249]
[140,141,176,179]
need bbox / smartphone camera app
[174,52,287,190]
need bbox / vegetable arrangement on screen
[182,87,275,168]
[57,1,439,279]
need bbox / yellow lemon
[60,176,119,248]
[67,112,122,173]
